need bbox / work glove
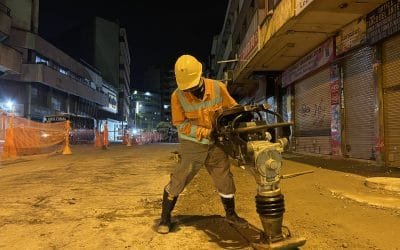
[196,126,211,141]
[197,109,212,128]
[197,107,223,129]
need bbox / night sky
[39,0,229,90]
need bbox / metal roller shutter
[294,67,331,155]
[383,35,400,89]
[383,34,400,168]
[343,46,376,160]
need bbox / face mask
[191,81,205,100]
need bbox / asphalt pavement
[0,144,398,249]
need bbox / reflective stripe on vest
[176,80,222,112]
[178,133,210,144]
[177,121,211,144]
[176,80,221,145]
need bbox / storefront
[382,34,400,167]
[282,38,335,155]
[99,119,126,143]
[293,67,332,154]
[337,18,377,160]
[342,47,376,159]
[367,0,400,167]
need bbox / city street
[0,144,399,249]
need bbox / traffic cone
[1,116,17,160]
[126,132,132,147]
[62,120,72,155]
[95,131,101,148]
[102,122,109,149]
[132,136,138,145]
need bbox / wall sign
[295,0,314,15]
[282,38,335,87]
[237,11,259,72]
[366,0,400,44]
[336,18,366,55]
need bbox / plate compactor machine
[214,103,306,249]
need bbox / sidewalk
[283,152,400,210]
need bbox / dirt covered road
[0,144,399,249]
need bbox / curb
[365,177,400,193]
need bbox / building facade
[0,0,117,123]
[160,70,176,123]
[52,16,132,124]
[212,0,400,167]
[119,28,131,123]
[130,90,161,131]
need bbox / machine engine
[214,103,305,249]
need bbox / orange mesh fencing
[133,131,163,145]
[0,111,68,161]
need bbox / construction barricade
[132,131,163,145]
[122,131,132,147]
[0,111,70,161]
[94,122,109,149]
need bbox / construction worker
[157,54,248,234]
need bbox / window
[51,97,61,111]
[59,68,68,75]
[31,87,38,98]
[35,55,49,65]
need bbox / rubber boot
[221,196,249,228]
[157,189,178,234]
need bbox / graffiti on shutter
[295,67,331,155]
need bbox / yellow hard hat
[174,55,202,90]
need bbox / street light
[5,100,14,110]
[135,101,141,130]
[2,99,15,113]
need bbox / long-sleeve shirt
[171,78,237,144]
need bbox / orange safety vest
[171,78,237,144]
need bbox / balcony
[9,29,93,81]
[0,3,11,42]
[0,43,22,74]
[5,64,108,106]
[233,0,387,85]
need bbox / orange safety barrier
[0,111,68,161]
[62,120,72,155]
[126,132,132,147]
[102,122,109,149]
[132,131,163,145]
[1,116,17,159]
[94,131,102,148]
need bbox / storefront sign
[237,12,259,72]
[295,0,314,15]
[336,18,366,55]
[366,0,400,44]
[44,116,67,122]
[282,38,335,87]
[330,80,340,105]
[238,33,258,68]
